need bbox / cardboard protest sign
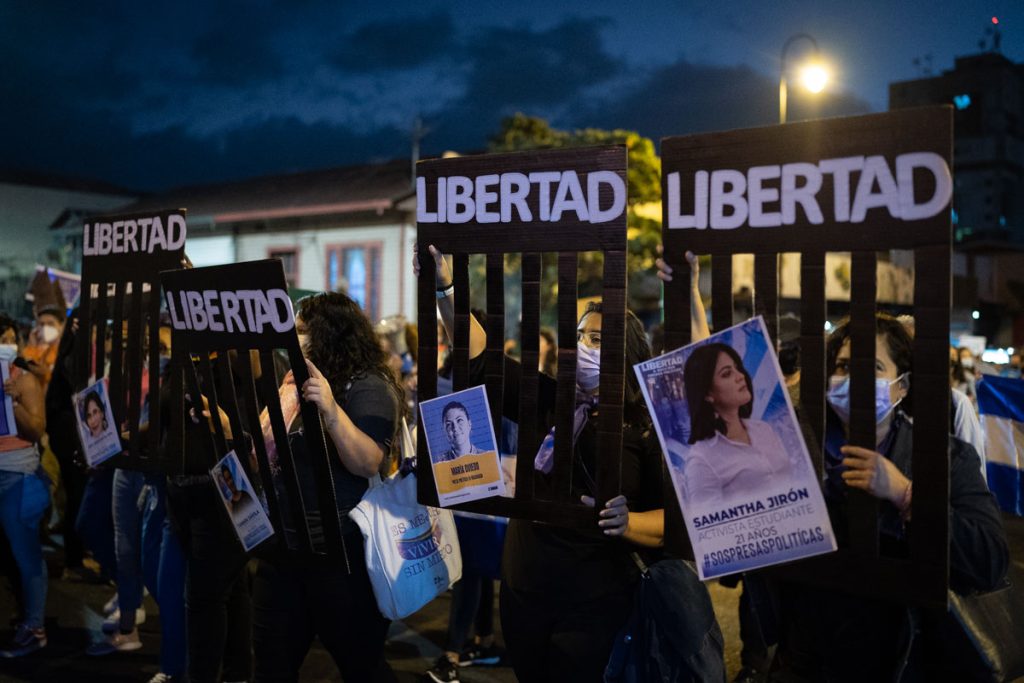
[74,209,187,470]
[72,379,123,467]
[0,361,16,438]
[161,259,344,559]
[660,106,953,607]
[419,386,505,506]
[211,450,275,551]
[637,317,835,579]
[28,265,81,310]
[416,145,629,527]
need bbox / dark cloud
[331,11,459,71]
[585,59,872,142]
[189,15,286,85]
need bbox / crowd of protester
[0,248,1014,683]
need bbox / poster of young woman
[73,379,123,466]
[0,362,16,438]
[419,385,505,507]
[635,316,836,579]
[211,450,274,552]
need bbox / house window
[268,248,299,288]
[326,243,382,321]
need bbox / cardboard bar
[212,349,248,477]
[257,349,313,554]
[233,350,285,538]
[92,285,109,389]
[515,254,541,501]
[447,495,597,525]
[146,302,161,462]
[847,251,879,558]
[799,251,827,473]
[662,249,692,352]
[199,355,230,456]
[452,253,470,390]
[416,247,439,506]
[109,281,126,428]
[485,254,505,451]
[711,255,733,332]
[126,280,145,456]
[754,254,779,345]
[551,252,580,502]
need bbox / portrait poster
[73,379,123,467]
[419,385,505,507]
[635,316,836,579]
[211,450,274,552]
[0,362,16,438]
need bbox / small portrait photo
[638,317,811,509]
[214,453,257,520]
[73,379,122,467]
[419,385,505,506]
[420,387,496,467]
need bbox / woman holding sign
[0,314,50,658]
[776,313,1009,681]
[416,245,709,682]
[251,291,402,683]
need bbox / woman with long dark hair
[679,343,789,506]
[252,290,402,683]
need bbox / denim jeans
[76,468,117,581]
[112,471,188,673]
[0,470,49,629]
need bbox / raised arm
[414,243,486,359]
[656,246,710,343]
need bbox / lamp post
[779,33,827,124]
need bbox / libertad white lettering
[416,170,626,225]
[83,214,188,255]
[666,152,951,230]
[166,288,294,334]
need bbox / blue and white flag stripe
[977,375,1024,516]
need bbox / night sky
[5,1,1022,192]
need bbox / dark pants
[446,571,494,653]
[168,480,252,683]
[500,583,632,683]
[53,443,87,569]
[76,468,117,580]
[252,534,393,683]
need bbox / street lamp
[779,33,829,123]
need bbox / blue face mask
[576,343,601,392]
[826,373,908,426]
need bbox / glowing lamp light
[972,310,981,320]
[953,94,972,110]
[799,64,829,93]
[992,16,999,25]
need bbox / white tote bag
[349,419,462,620]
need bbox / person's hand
[3,379,18,404]
[581,494,630,536]
[655,246,699,290]
[412,243,452,288]
[840,445,910,506]
[186,393,233,440]
[302,359,339,427]
[71,317,79,334]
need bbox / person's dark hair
[684,343,754,444]
[0,314,18,340]
[297,291,406,422]
[538,327,557,377]
[220,463,232,479]
[826,313,914,415]
[578,301,652,425]
[441,401,469,424]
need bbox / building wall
[235,221,417,321]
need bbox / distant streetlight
[779,34,829,123]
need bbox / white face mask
[576,343,601,392]
[38,324,60,344]
[296,333,310,353]
[0,344,17,363]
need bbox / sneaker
[101,606,146,634]
[86,629,142,655]
[0,624,47,657]
[459,643,503,667]
[426,655,460,683]
[147,674,177,683]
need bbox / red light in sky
[992,17,999,25]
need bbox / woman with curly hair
[252,291,403,683]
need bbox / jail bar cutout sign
[74,209,188,469]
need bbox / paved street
[0,514,1020,682]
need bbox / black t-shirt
[284,372,398,544]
